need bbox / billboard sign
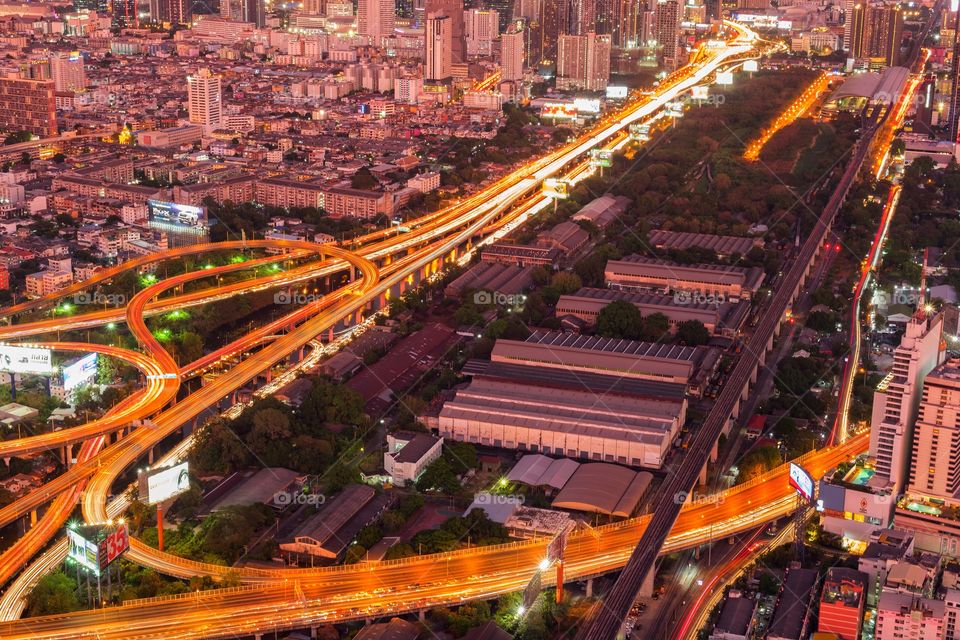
[523,569,542,609]
[547,525,570,564]
[573,98,601,114]
[103,522,129,566]
[589,149,613,168]
[67,528,101,575]
[605,85,628,99]
[140,461,191,505]
[629,123,651,141]
[789,462,814,503]
[691,85,709,101]
[542,178,569,199]
[62,353,98,391]
[743,59,759,72]
[0,345,52,375]
[541,103,578,120]
[146,200,208,230]
[716,71,734,86]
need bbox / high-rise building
[425,12,453,81]
[849,2,902,66]
[571,0,595,34]
[536,0,571,63]
[908,359,960,500]
[501,21,526,80]
[358,0,396,41]
[49,52,86,92]
[869,309,944,494]
[111,0,138,27]
[154,0,190,24]
[465,8,499,56]
[426,0,466,63]
[614,0,641,47]
[187,68,223,131]
[488,0,515,31]
[949,8,960,143]
[73,0,109,12]
[654,0,683,70]
[556,32,610,90]
[0,77,57,138]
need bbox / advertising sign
[523,569,542,609]
[573,98,601,114]
[691,85,709,101]
[629,123,651,141]
[0,345,52,375]
[605,85,628,99]
[789,462,814,503]
[716,71,734,86]
[62,353,98,391]
[541,103,578,120]
[590,149,613,168]
[542,179,569,199]
[146,200,208,230]
[103,522,129,566]
[67,528,101,575]
[743,59,759,72]
[140,461,191,505]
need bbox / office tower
[501,21,526,80]
[614,0,641,47]
[242,0,265,26]
[111,0,137,26]
[908,359,960,500]
[155,0,190,24]
[556,32,610,90]
[571,0,595,34]
[870,307,944,494]
[73,0,109,12]
[950,8,960,143]
[49,52,86,92]
[187,68,223,131]
[425,13,453,80]
[465,8,499,56]
[0,77,57,138]
[536,0,570,62]
[358,0,396,41]
[818,568,868,640]
[426,0,465,63]
[488,0,515,31]
[849,2,902,66]
[654,0,683,70]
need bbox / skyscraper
[425,12,453,81]
[425,0,465,63]
[49,52,86,92]
[501,21,526,80]
[908,358,960,500]
[358,0,396,42]
[465,9,499,56]
[111,0,138,27]
[187,68,223,131]
[869,308,944,494]
[537,0,571,63]
[654,0,683,70]
[848,2,902,66]
[556,32,610,90]
[0,77,57,138]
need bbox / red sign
[98,522,130,570]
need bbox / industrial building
[604,255,765,300]
[555,287,750,337]
[436,357,687,469]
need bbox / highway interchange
[0,20,906,639]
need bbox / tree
[550,272,582,295]
[3,130,32,145]
[640,312,670,341]
[676,320,710,345]
[596,300,644,339]
[27,572,80,616]
[350,167,378,190]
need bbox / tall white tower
[187,68,223,131]
[425,12,453,81]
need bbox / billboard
[0,345,52,375]
[523,569,542,609]
[67,528,101,575]
[573,98,601,114]
[541,103,578,120]
[62,353,97,392]
[542,179,569,199]
[789,463,814,503]
[716,71,734,86]
[629,123,651,141]
[691,85,709,101]
[103,522,129,566]
[146,200,208,230]
[590,149,613,168]
[140,461,191,505]
[605,85,628,99]
[743,59,759,72]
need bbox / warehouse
[604,255,765,300]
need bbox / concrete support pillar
[418,610,426,622]
[30,509,37,527]
[328,327,334,342]
[310,627,318,639]
[585,578,593,598]
[710,438,719,463]
[640,566,655,598]
[699,462,708,486]
[148,447,154,465]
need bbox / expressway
[0,20,812,638]
[0,434,867,640]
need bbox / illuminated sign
[629,123,651,141]
[789,462,814,503]
[691,85,709,101]
[743,60,759,72]
[605,85,628,99]
[62,353,97,392]
[140,461,191,505]
[103,522,129,566]
[146,200,208,231]
[589,149,613,168]
[541,103,578,119]
[67,528,101,575]
[543,178,569,199]
[573,98,601,114]
[0,345,52,375]
[716,71,734,86]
